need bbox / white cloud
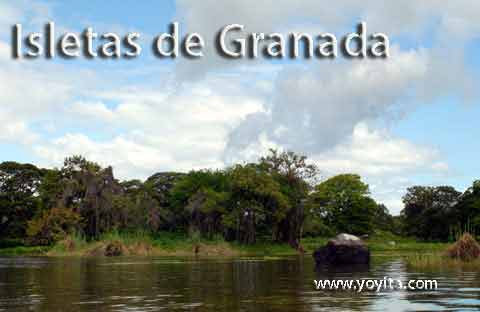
[35,133,175,179]
[313,123,445,176]
[0,2,22,30]
[0,41,11,60]
[2,0,478,215]
[0,40,96,146]
[69,101,116,122]
[0,112,37,145]
[33,78,266,179]
[224,46,428,160]
[221,122,448,214]
[0,1,53,38]
[311,123,448,214]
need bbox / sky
[1,1,480,214]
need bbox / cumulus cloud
[0,111,37,145]
[314,124,448,213]
[175,1,478,169]
[171,1,478,214]
[35,133,175,179]
[34,78,266,179]
[312,123,446,177]
[224,47,427,161]
[0,39,98,147]
[223,122,448,213]
[2,0,479,214]
[0,1,52,37]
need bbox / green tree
[309,174,377,235]
[26,207,82,245]
[259,149,319,248]
[116,176,182,233]
[372,203,395,232]
[56,155,123,239]
[170,170,229,238]
[448,181,480,236]
[401,185,461,241]
[0,162,45,238]
[224,164,288,244]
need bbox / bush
[446,233,480,261]
[26,208,82,245]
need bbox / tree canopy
[309,174,377,235]
[2,150,479,246]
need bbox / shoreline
[0,235,449,258]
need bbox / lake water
[0,256,479,311]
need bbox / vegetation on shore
[406,254,480,271]
[0,230,449,257]
[1,149,480,261]
[406,233,480,270]
[0,150,396,253]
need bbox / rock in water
[104,241,124,257]
[313,233,370,265]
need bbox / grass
[0,246,50,256]
[4,230,480,273]
[43,231,245,257]
[0,230,452,258]
[406,253,480,271]
[232,241,299,256]
[301,231,448,254]
[405,233,480,271]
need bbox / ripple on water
[0,256,480,311]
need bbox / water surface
[0,256,479,311]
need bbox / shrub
[27,208,82,245]
[446,233,480,261]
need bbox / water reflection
[0,256,479,311]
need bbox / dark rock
[104,241,124,257]
[313,233,370,266]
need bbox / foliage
[225,164,289,244]
[259,149,319,248]
[171,169,230,238]
[309,174,377,235]
[372,204,395,231]
[37,169,62,211]
[303,217,335,237]
[401,186,461,241]
[4,149,480,249]
[0,162,45,238]
[26,207,82,245]
[57,156,124,238]
[115,179,171,233]
[454,181,480,235]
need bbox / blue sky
[1,1,479,214]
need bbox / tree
[37,169,62,211]
[56,156,123,239]
[26,207,82,245]
[452,181,480,235]
[309,174,377,235]
[0,162,45,238]
[225,164,289,244]
[259,149,319,248]
[401,186,461,241]
[143,172,186,231]
[170,170,229,238]
[372,204,395,232]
